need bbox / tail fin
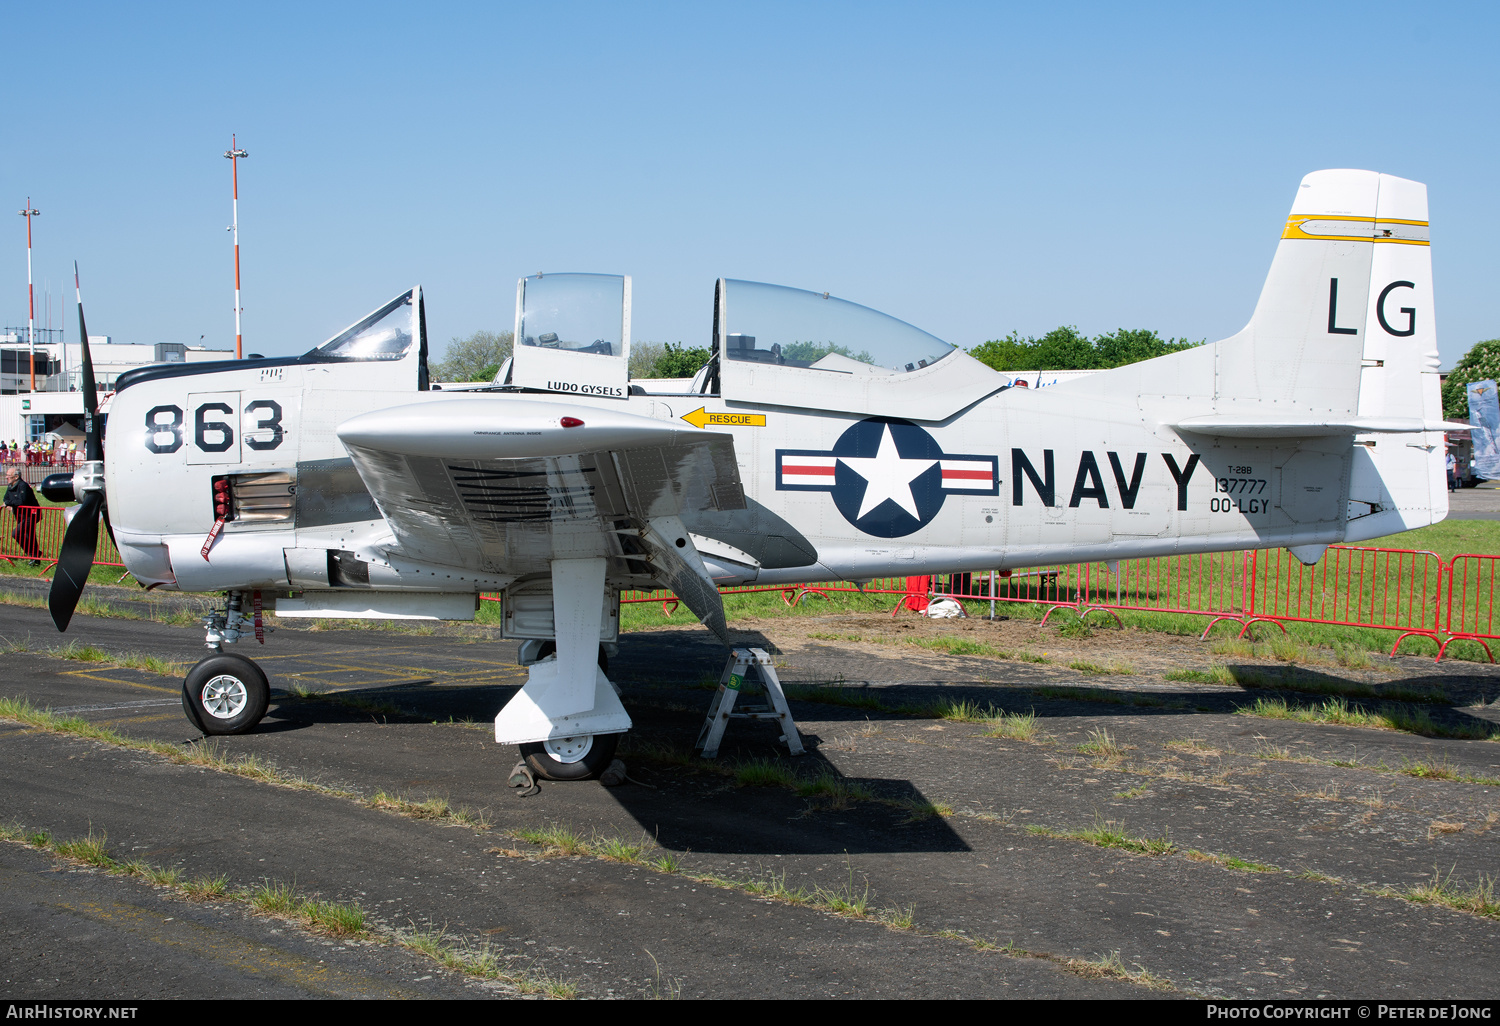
[1216,169,1432,416]
[1060,170,1447,540]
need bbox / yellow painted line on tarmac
[99,712,183,727]
[59,669,176,694]
[47,894,418,998]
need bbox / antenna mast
[18,199,39,390]
[224,136,248,360]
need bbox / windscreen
[308,290,415,361]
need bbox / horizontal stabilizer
[1171,415,1467,438]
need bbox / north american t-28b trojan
[44,169,1454,780]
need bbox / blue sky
[5,1,1497,367]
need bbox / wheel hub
[542,734,593,764]
[201,675,248,719]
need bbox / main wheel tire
[182,654,270,736]
[519,731,620,781]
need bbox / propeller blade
[75,263,102,462]
[49,491,103,632]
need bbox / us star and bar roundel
[776,417,999,538]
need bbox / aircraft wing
[336,398,744,641]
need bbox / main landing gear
[515,640,619,781]
[183,591,271,736]
[519,731,621,781]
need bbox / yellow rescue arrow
[681,407,767,429]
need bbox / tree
[433,330,513,382]
[1094,328,1199,367]
[629,341,665,379]
[628,341,712,379]
[1442,339,1500,421]
[651,342,712,379]
[967,326,1200,372]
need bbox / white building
[0,333,233,445]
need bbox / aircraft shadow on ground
[260,673,973,856]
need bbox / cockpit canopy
[499,272,995,420]
[518,273,626,358]
[307,290,418,362]
[720,280,954,376]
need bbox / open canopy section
[722,280,954,375]
[509,273,631,398]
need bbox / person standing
[4,467,42,565]
[1447,449,1458,492]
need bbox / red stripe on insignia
[942,469,992,480]
[783,465,836,476]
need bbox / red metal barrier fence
[7,512,1487,663]
[609,545,1497,663]
[0,506,125,570]
[1441,555,1500,662]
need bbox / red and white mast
[18,199,39,390]
[224,136,248,360]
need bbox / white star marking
[838,424,937,521]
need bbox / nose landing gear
[183,590,272,735]
[182,652,270,735]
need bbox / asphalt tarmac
[1,591,1499,1000]
[1447,479,1500,520]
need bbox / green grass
[1057,618,1095,640]
[794,772,876,809]
[1394,870,1499,919]
[515,823,591,856]
[1184,849,1280,873]
[52,830,113,867]
[1164,666,1235,685]
[369,792,489,828]
[734,758,799,788]
[781,685,1049,739]
[2,824,382,944]
[1369,521,1500,564]
[1236,695,1500,740]
[1077,727,1125,758]
[1069,659,1136,676]
[983,709,1039,741]
[1028,817,1175,856]
[1399,757,1484,783]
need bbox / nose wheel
[182,653,270,735]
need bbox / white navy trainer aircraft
[44,169,1454,780]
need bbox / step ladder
[695,647,805,759]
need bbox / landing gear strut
[517,641,617,781]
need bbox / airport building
[0,328,232,447]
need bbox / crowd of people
[0,438,80,466]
